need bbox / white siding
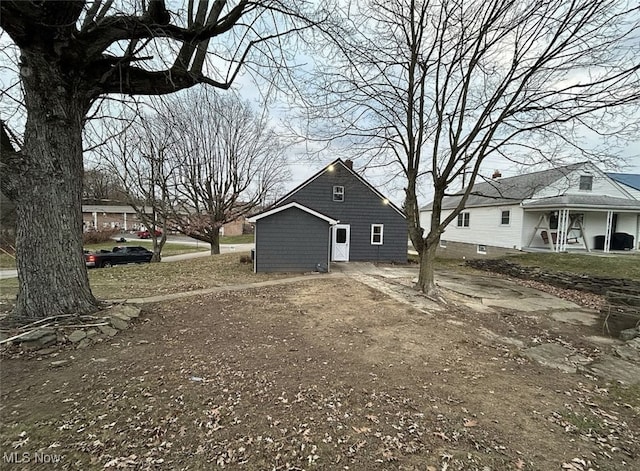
[533,163,630,199]
[421,204,524,249]
[617,184,640,200]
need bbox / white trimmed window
[439,239,447,248]
[579,175,593,191]
[500,210,510,226]
[457,212,470,227]
[477,244,487,254]
[333,186,345,202]
[371,224,384,245]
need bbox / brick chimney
[492,170,502,179]
[344,159,353,170]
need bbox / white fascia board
[247,202,339,225]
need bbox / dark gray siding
[255,207,330,272]
[280,165,407,263]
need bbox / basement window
[439,239,447,248]
[477,244,487,254]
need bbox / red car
[136,229,162,239]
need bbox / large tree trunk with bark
[413,186,444,295]
[10,53,99,319]
[209,230,221,255]
[417,238,438,294]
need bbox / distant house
[82,204,149,232]
[82,203,246,236]
[419,162,640,258]
[248,159,407,273]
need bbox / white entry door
[332,224,350,261]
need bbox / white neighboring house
[419,162,640,255]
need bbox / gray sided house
[248,159,407,273]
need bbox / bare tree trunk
[150,232,166,262]
[414,187,444,295]
[416,239,438,294]
[11,57,98,319]
[210,230,221,255]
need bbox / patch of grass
[0,252,288,301]
[0,252,15,269]
[608,384,640,408]
[562,410,604,434]
[502,252,640,280]
[408,253,479,272]
[220,234,254,244]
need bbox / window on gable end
[371,224,384,245]
[579,175,593,191]
[333,185,345,202]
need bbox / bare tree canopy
[166,88,287,254]
[96,87,287,256]
[93,111,178,261]
[0,0,320,320]
[302,0,640,294]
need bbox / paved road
[0,243,255,280]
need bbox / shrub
[239,254,252,264]
[83,228,120,245]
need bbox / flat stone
[19,328,55,342]
[98,325,118,337]
[613,338,640,362]
[50,360,69,367]
[584,335,623,346]
[551,310,599,326]
[86,329,99,338]
[522,344,589,374]
[106,304,141,321]
[477,327,525,348]
[109,316,129,331]
[37,347,58,355]
[76,338,92,349]
[119,305,141,319]
[619,328,640,341]
[484,297,579,312]
[35,335,58,348]
[68,330,87,343]
[581,355,640,385]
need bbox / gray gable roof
[420,162,587,211]
[607,173,640,192]
[278,158,405,218]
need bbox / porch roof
[522,194,640,211]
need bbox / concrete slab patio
[332,261,640,386]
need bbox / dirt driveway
[1,267,638,470]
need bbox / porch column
[604,211,613,253]
[636,214,640,251]
[92,212,97,229]
[123,212,127,231]
[557,209,569,252]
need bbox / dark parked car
[137,229,162,239]
[85,246,153,268]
